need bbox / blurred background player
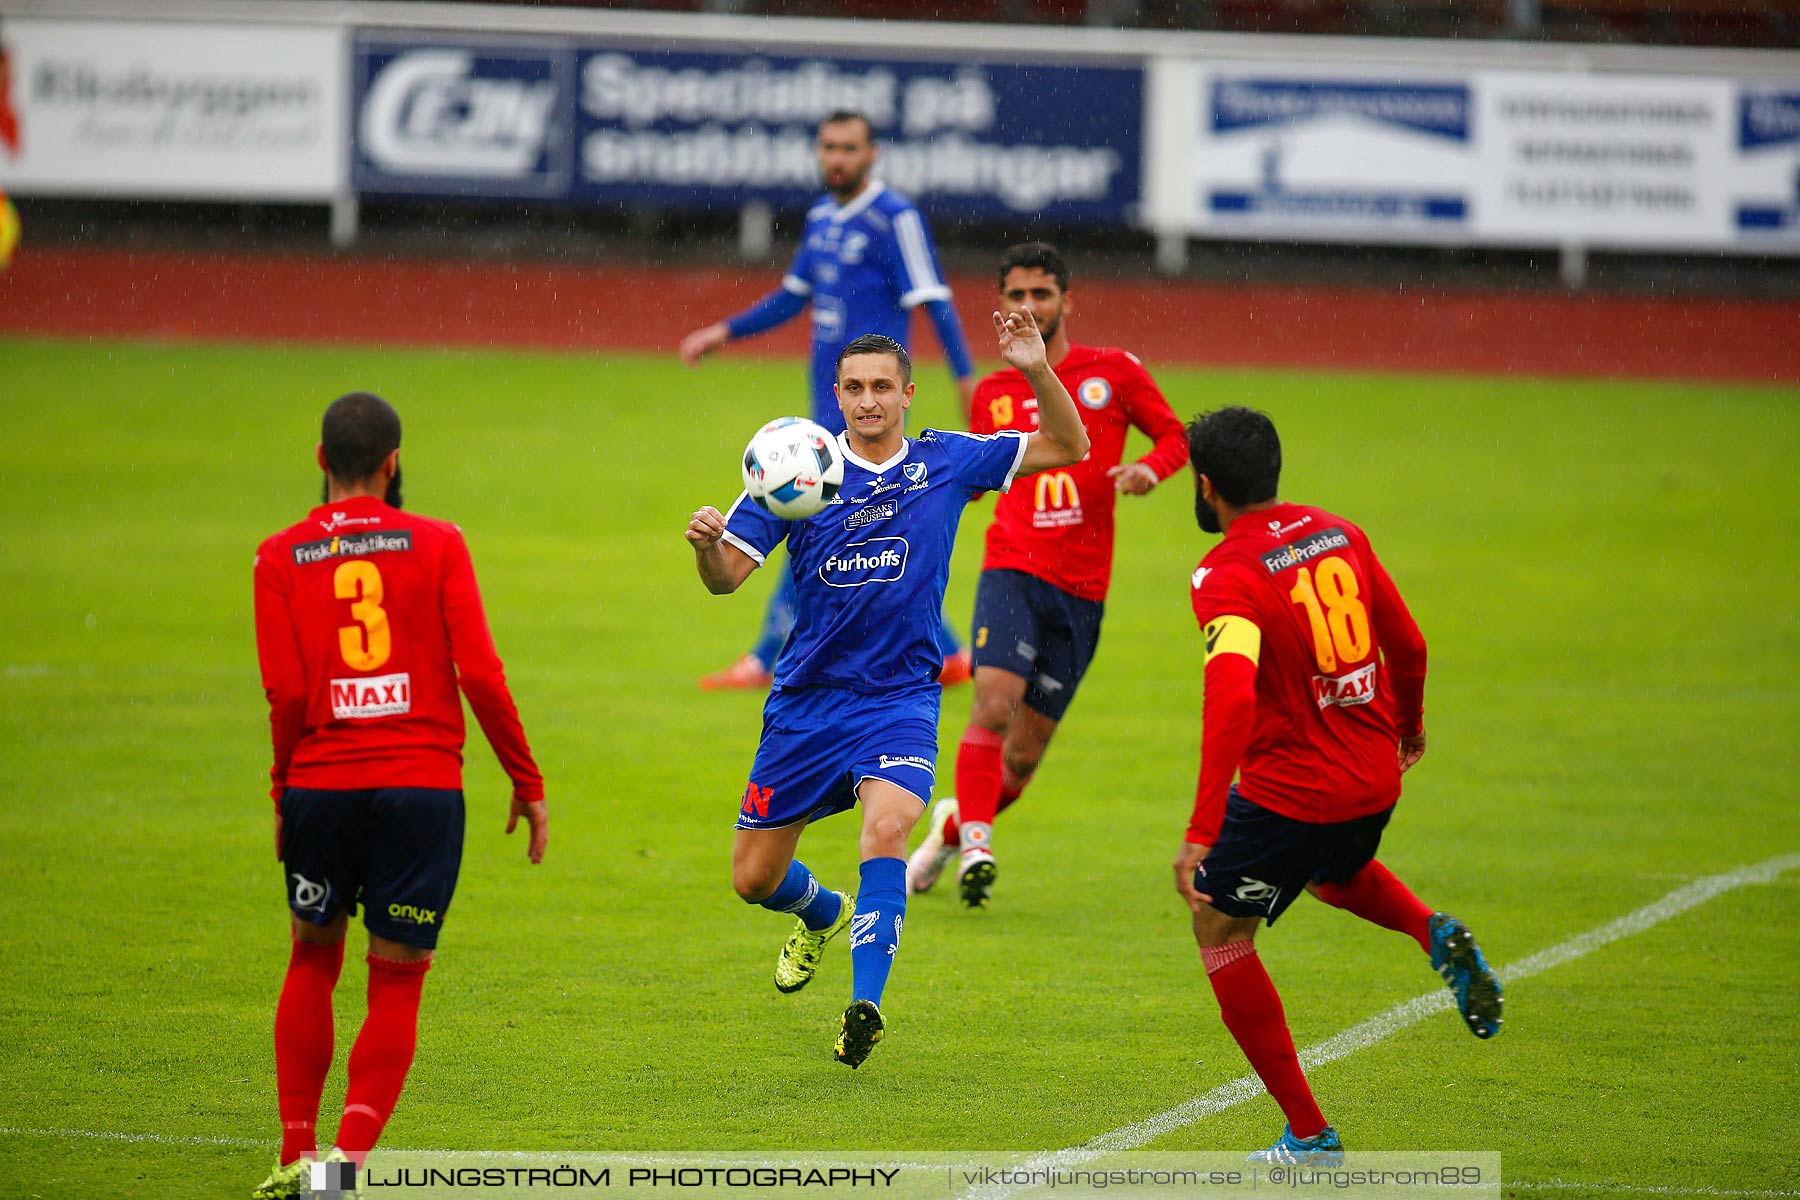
[680,110,978,691]
[251,393,547,1198]
[0,31,19,268]
[684,318,1085,1068]
[1173,406,1502,1165]
[906,243,1189,907]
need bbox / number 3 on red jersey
[334,560,391,670]
[1287,555,1370,674]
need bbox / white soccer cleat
[906,798,960,894]
[958,848,997,909]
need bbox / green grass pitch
[0,337,1796,1199]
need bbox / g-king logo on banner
[353,38,572,195]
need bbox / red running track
[1,246,1793,383]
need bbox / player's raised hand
[685,505,727,549]
[993,307,1047,374]
[507,795,548,864]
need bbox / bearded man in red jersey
[906,243,1188,907]
[251,393,546,1197]
[1176,406,1501,1165]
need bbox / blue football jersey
[778,183,954,431]
[723,428,1029,693]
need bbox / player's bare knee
[369,934,432,963]
[859,815,912,860]
[1191,905,1257,950]
[1003,747,1044,780]
[732,863,784,904]
[291,912,348,945]
[970,692,1015,733]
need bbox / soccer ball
[742,417,843,520]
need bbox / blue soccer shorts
[1195,787,1394,926]
[738,684,939,830]
[969,568,1105,722]
[280,786,465,949]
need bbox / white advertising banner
[1475,71,1735,246]
[1732,87,1800,247]
[1179,61,1795,253]
[1188,66,1481,244]
[0,19,345,199]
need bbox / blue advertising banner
[353,36,576,199]
[351,32,1143,222]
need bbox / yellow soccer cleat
[250,1156,309,1200]
[833,999,884,1069]
[773,891,854,994]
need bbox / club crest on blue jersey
[1077,377,1113,410]
[904,462,927,484]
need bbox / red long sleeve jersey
[970,345,1188,602]
[1187,503,1426,845]
[253,496,543,809]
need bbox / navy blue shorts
[740,684,939,830]
[969,568,1104,722]
[1196,787,1394,927]
[280,787,465,949]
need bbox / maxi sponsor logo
[353,37,573,196]
[292,530,412,565]
[330,671,412,719]
[1259,526,1351,574]
[1313,661,1378,710]
[819,537,907,587]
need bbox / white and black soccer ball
[741,417,844,520]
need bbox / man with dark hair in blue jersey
[680,109,979,693]
[684,310,1087,1068]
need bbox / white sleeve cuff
[995,431,1030,493]
[720,529,766,566]
[899,285,953,309]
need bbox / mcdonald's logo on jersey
[1032,471,1085,529]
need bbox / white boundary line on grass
[1510,1185,1800,1198]
[0,1126,262,1149]
[3,853,1796,1193]
[960,851,1800,1198]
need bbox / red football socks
[943,762,1031,848]
[335,954,432,1166]
[953,725,1004,853]
[274,938,345,1164]
[1202,942,1327,1140]
[1311,860,1433,952]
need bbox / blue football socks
[759,860,843,931]
[849,857,908,1006]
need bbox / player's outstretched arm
[506,796,549,864]
[687,505,759,594]
[682,285,810,366]
[679,323,730,366]
[996,308,1089,475]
